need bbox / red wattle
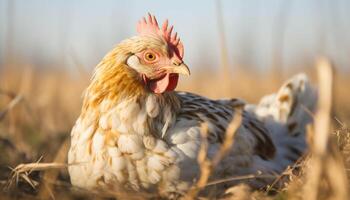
[166,74,179,91]
[146,73,179,94]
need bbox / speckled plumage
[68,14,317,197]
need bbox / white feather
[148,170,161,184]
[164,149,177,162]
[143,136,156,150]
[111,156,126,171]
[107,147,121,157]
[99,114,109,130]
[78,125,94,144]
[147,155,166,171]
[146,95,159,118]
[152,139,169,153]
[118,100,140,122]
[187,127,201,140]
[132,108,148,135]
[118,134,143,154]
[92,131,105,152]
[110,113,120,131]
[176,141,200,159]
[130,150,145,160]
[170,130,190,144]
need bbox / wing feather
[176,92,276,160]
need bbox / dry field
[0,60,349,199]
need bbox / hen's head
[101,14,190,94]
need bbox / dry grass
[185,107,243,199]
[0,59,350,199]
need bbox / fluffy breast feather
[69,90,276,194]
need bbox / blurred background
[1,0,350,72]
[0,1,350,199]
[0,0,349,134]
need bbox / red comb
[136,13,184,59]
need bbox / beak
[162,63,191,76]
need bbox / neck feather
[79,44,181,136]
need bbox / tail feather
[253,73,317,135]
[247,74,317,188]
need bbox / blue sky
[0,0,349,72]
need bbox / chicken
[68,14,317,196]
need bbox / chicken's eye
[144,52,156,62]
